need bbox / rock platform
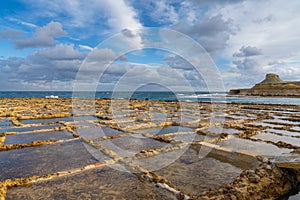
[0,98,299,199]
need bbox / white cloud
[200,0,300,88]
[34,44,86,60]
[0,43,86,90]
[3,0,300,91]
[104,0,142,31]
[172,14,236,55]
[15,21,66,49]
[86,48,116,63]
[109,63,197,91]
[0,28,24,39]
[22,0,142,33]
[7,17,37,28]
[149,1,179,24]
[233,46,262,57]
[79,45,93,51]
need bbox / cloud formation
[21,0,142,34]
[0,43,86,90]
[1,0,300,91]
[15,21,66,49]
[233,46,262,57]
[172,14,236,55]
[0,28,24,39]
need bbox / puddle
[150,112,168,120]
[152,148,243,196]
[75,126,124,139]
[203,127,240,135]
[4,130,74,145]
[241,109,299,115]
[170,133,205,143]
[171,117,199,124]
[266,128,300,137]
[0,118,12,128]
[254,122,283,128]
[20,116,99,125]
[96,134,171,158]
[253,133,300,147]
[210,117,226,123]
[218,137,292,157]
[73,116,99,121]
[6,166,170,200]
[291,127,300,132]
[0,140,98,181]
[228,115,256,120]
[73,121,96,127]
[289,192,300,200]
[20,117,74,124]
[138,126,194,135]
[0,125,59,134]
[263,118,300,126]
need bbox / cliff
[229,73,300,97]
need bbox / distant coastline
[1,91,300,105]
[230,73,300,97]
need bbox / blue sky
[0,0,300,91]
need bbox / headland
[229,73,300,97]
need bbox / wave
[178,93,227,99]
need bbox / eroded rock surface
[0,98,299,199]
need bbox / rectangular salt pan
[4,130,74,145]
[138,126,194,135]
[6,166,170,200]
[219,137,292,157]
[0,140,98,181]
[142,148,243,196]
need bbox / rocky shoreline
[0,98,299,199]
[230,73,300,97]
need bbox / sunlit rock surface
[0,98,299,199]
[230,73,300,97]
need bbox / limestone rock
[229,73,300,97]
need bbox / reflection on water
[154,148,243,195]
[219,137,292,157]
[6,166,170,200]
[96,134,172,158]
[253,132,300,147]
[138,126,194,135]
[4,130,73,145]
[75,126,125,139]
[0,140,97,181]
[0,125,59,134]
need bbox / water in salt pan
[6,166,170,200]
[75,126,124,139]
[4,130,73,145]
[152,148,243,196]
[253,132,300,147]
[266,128,300,137]
[138,126,194,135]
[0,140,98,181]
[218,137,292,157]
[95,134,172,158]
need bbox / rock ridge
[229,73,300,97]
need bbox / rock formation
[229,73,300,97]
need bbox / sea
[0,91,300,105]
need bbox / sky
[0,0,300,91]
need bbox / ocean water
[0,91,299,105]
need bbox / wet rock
[1,98,300,199]
[247,173,261,183]
[230,194,237,200]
